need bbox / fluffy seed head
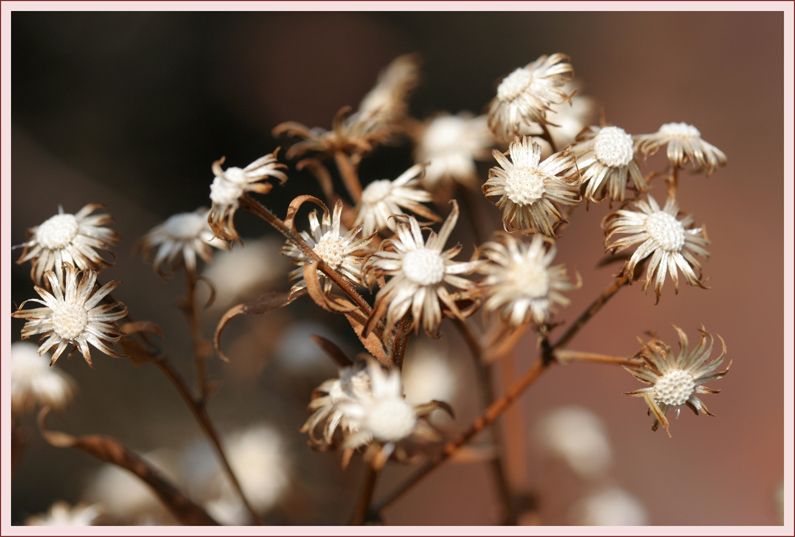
[593,126,634,168]
[645,211,686,252]
[653,369,696,407]
[402,248,446,286]
[37,214,79,250]
[365,398,418,442]
[659,122,701,139]
[497,68,533,102]
[504,166,547,205]
[361,180,393,205]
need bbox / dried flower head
[483,136,581,236]
[25,501,101,526]
[208,150,287,242]
[487,53,575,141]
[603,194,710,302]
[570,487,648,526]
[624,325,730,436]
[635,122,727,175]
[354,163,437,236]
[16,203,120,286]
[544,81,599,149]
[11,264,127,367]
[136,208,229,276]
[478,233,580,327]
[364,201,483,336]
[412,112,494,190]
[301,362,372,448]
[535,406,613,479]
[282,201,373,294]
[572,125,647,202]
[11,341,75,416]
[353,52,420,128]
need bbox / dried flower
[282,200,373,294]
[11,264,127,367]
[136,208,228,276]
[544,81,599,149]
[635,122,727,175]
[11,341,75,416]
[603,194,710,302]
[354,163,437,236]
[487,53,575,141]
[624,325,730,436]
[571,125,647,202]
[478,233,580,327]
[364,201,483,336]
[412,112,494,190]
[535,406,613,479]
[208,150,287,242]
[483,136,581,236]
[353,52,420,128]
[569,487,648,526]
[26,501,101,526]
[16,203,120,286]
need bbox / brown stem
[451,318,517,525]
[667,165,680,199]
[335,150,363,203]
[372,357,550,514]
[552,274,630,351]
[240,195,373,317]
[183,268,210,403]
[150,355,264,525]
[391,314,412,369]
[539,123,558,154]
[351,465,380,525]
[554,349,642,367]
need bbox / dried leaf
[38,408,218,526]
[283,195,328,232]
[303,263,357,313]
[344,307,390,366]
[311,335,353,367]
[121,321,163,339]
[214,290,304,362]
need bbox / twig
[334,150,363,203]
[351,465,380,525]
[553,349,642,367]
[183,268,211,403]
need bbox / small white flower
[535,406,612,479]
[413,112,494,190]
[570,487,649,526]
[478,233,580,327]
[16,203,120,285]
[208,150,287,242]
[572,125,647,202]
[603,194,710,302]
[483,136,581,236]
[282,201,373,294]
[26,501,101,526]
[136,208,228,276]
[11,263,127,367]
[11,341,75,416]
[488,53,575,141]
[355,163,437,236]
[635,122,727,175]
[624,325,730,436]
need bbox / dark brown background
[10,10,785,526]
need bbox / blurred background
[9,9,785,526]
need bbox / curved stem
[539,123,558,154]
[184,268,210,403]
[334,150,363,203]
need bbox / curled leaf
[38,408,218,526]
[311,335,354,368]
[283,195,328,232]
[214,290,304,362]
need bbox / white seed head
[163,212,207,240]
[312,233,347,271]
[423,116,467,155]
[403,248,446,286]
[509,259,550,297]
[497,68,533,102]
[361,180,393,205]
[654,369,695,407]
[209,176,244,206]
[645,212,686,252]
[365,398,417,442]
[659,122,701,139]
[504,166,546,206]
[36,214,79,250]
[593,126,634,168]
[52,303,88,341]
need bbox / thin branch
[335,150,363,203]
[183,268,211,403]
[553,349,643,367]
[351,465,380,525]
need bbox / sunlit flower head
[478,233,580,327]
[208,150,287,243]
[16,203,120,286]
[635,122,727,175]
[136,208,228,276]
[11,341,75,416]
[354,163,437,236]
[364,201,483,337]
[624,325,730,437]
[488,53,575,141]
[412,112,494,190]
[11,264,127,367]
[483,136,581,236]
[603,194,710,302]
[282,200,374,294]
[571,125,647,202]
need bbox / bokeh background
[8,9,786,526]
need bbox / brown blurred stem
[183,268,211,403]
[539,123,558,154]
[334,150,363,203]
[553,349,642,367]
[351,465,380,525]
[452,318,517,525]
